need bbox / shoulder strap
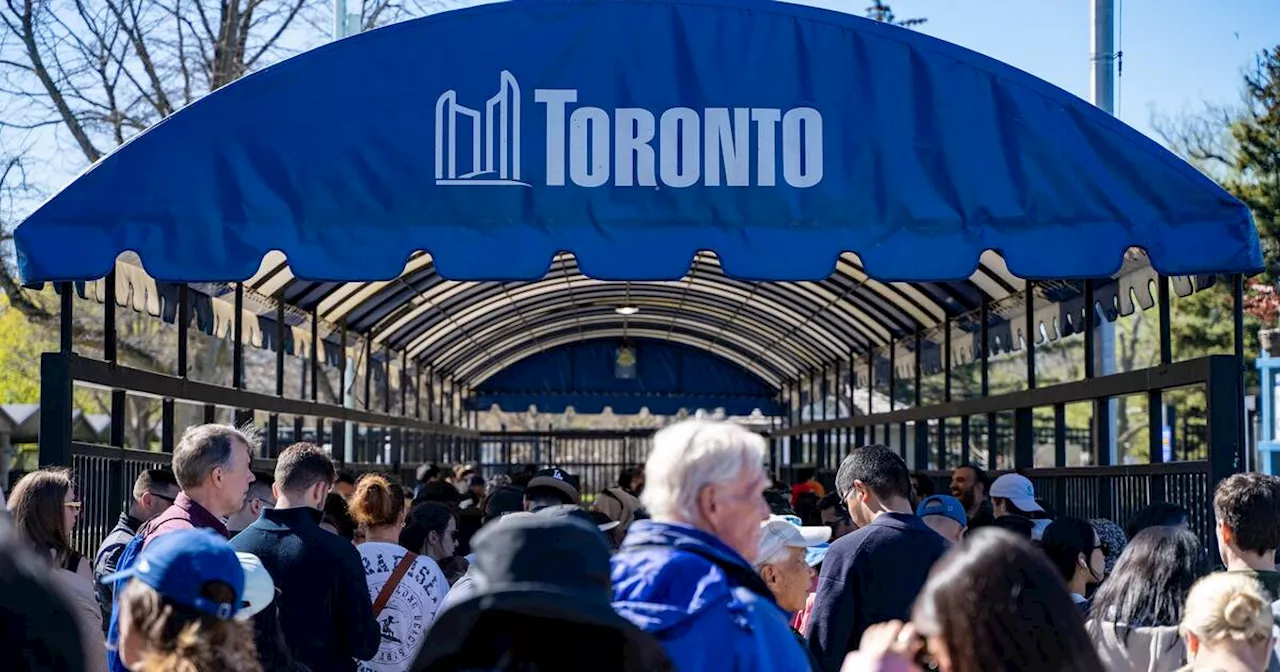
[373,552,418,616]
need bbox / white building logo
[434,71,824,189]
[434,70,527,186]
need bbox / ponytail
[349,473,407,528]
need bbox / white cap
[755,515,831,568]
[235,552,276,620]
[989,474,1044,513]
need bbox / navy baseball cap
[916,494,968,528]
[101,528,244,620]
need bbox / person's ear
[853,480,870,504]
[698,483,718,518]
[272,482,282,501]
[310,481,328,507]
[1185,631,1201,657]
[760,563,780,588]
[1219,521,1234,547]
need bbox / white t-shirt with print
[356,542,449,672]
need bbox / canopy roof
[16,0,1262,412]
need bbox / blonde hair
[119,579,262,672]
[1180,572,1274,645]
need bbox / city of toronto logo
[433,71,826,189]
[434,70,528,186]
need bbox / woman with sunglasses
[7,467,108,672]
[352,476,451,672]
[402,501,459,564]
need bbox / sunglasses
[149,492,176,505]
[64,501,82,510]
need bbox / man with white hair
[610,419,812,671]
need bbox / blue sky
[795,0,1279,139]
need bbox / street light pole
[1091,0,1120,464]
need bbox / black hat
[414,514,669,670]
[526,467,580,503]
[482,485,525,521]
[533,503,621,534]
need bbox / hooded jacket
[610,520,812,671]
[1088,621,1185,672]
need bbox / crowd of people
[1,419,1279,671]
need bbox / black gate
[479,429,654,503]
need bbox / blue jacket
[611,520,812,671]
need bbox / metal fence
[774,355,1242,556]
[478,430,654,502]
[42,351,479,553]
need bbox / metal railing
[42,352,479,553]
[478,429,654,502]
[773,355,1242,552]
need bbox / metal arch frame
[369,255,882,345]
[405,280,857,363]
[241,249,1029,397]
[413,287,832,373]
[248,252,1017,334]
[446,310,803,383]
[464,325,791,387]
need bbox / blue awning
[14,0,1260,285]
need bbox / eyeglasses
[64,501,82,510]
[149,492,176,505]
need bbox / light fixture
[615,305,639,316]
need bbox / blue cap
[101,528,244,620]
[916,495,967,527]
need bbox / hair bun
[1223,592,1262,630]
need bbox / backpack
[104,509,186,672]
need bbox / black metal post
[939,317,951,470]
[103,272,126,521]
[232,285,253,428]
[1025,282,1036,390]
[178,285,189,378]
[383,346,392,414]
[1149,275,1172,499]
[38,353,73,468]
[1207,354,1243,561]
[866,349,875,444]
[914,330,928,470]
[819,364,829,470]
[981,296,996,466]
[339,324,347,407]
[270,302,284,457]
[363,337,372,411]
[1233,274,1247,471]
[233,285,244,390]
[310,309,319,403]
[415,366,423,420]
[834,358,844,457]
[1014,283,1035,470]
[400,352,408,416]
[174,284,191,448]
